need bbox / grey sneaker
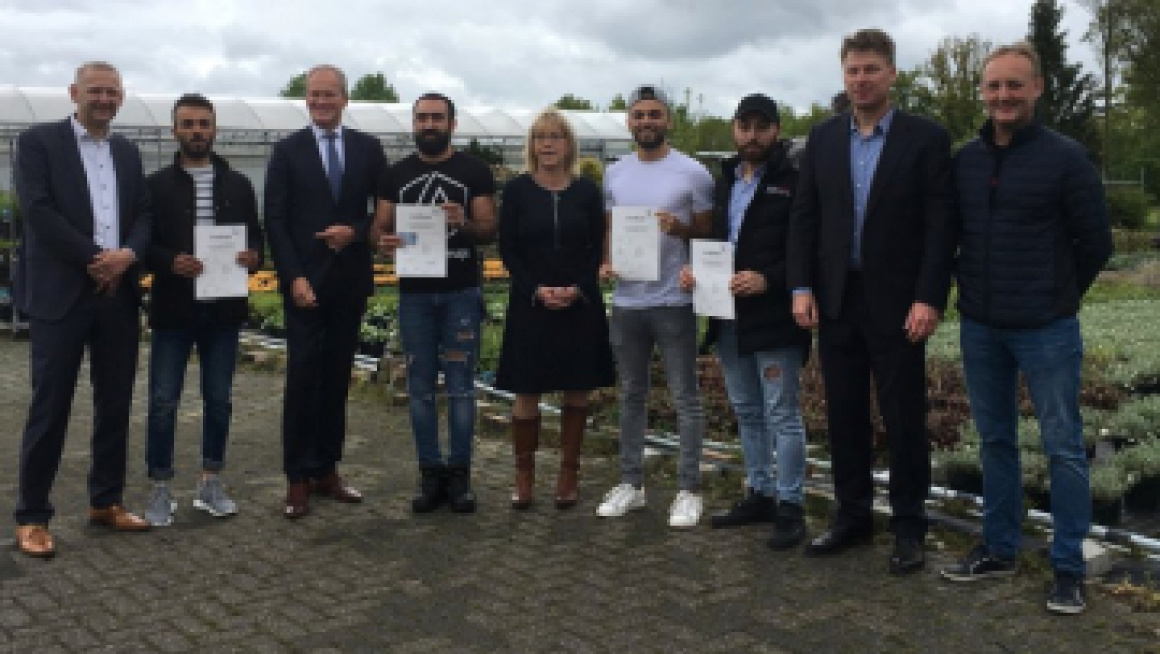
[193,476,238,517]
[145,483,176,527]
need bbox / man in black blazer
[264,65,387,519]
[12,61,154,557]
[787,29,956,574]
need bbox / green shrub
[1114,437,1160,477]
[1089,460,1128,501]
[935,445,981,474]
[1111,228,1159,255]
[1100,396,1160,440]
[1105,186,1156,230]
[1022,451,1049,491]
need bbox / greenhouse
[0,84,634,194]
[0,85,634,327]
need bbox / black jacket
[954,121,1113,329]
[144,152,264,329]
[705,141,811,357]
[787,111,957,331]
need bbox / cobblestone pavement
[0,335,1156,654]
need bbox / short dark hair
[171,93,215,122]
[413,92,456,121]
[841,29,896,67]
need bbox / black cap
[733,94,780,124]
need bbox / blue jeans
[399,288,482,467]
[146,305,240,480]
[716,321,807,505]
[961,317,1089,577]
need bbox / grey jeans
[609,305,704,490]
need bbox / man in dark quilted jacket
[940,42,1112,617]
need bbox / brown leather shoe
[15,524,55,558]
[312,472,363,503]
[88,505,151,531]
[284,481,311,519]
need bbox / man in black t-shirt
[375,92,497,514]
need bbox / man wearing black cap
[679,95,810,547]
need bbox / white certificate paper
[395,205,448,278]
[691,240,734,319]
[194,225,248,300]
[611,206,660,282]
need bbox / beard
[414,129,451,156]
[632,126,666,150]
[179,137,213,160]
[737,141,770,163]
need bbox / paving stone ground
[0,335,1156,653]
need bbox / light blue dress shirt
[728,162,764,247]
[848,109,894,269]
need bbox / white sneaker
[668,490,703,528]
[596,483,646,517]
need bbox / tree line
[279,1,1158,223]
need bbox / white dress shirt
[71,115,120,249]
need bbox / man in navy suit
[787,29,957,574]
[264,65,387,519]
[12,61,154,558]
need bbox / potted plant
[358,322,389,358]
[262,311,286,339]
[1116,438,1160,512]
[363,301,394,329]
[1089,460,1127,526]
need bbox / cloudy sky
[0,0,1100,117]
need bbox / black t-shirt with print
[377,151,496,293]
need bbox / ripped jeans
[398,287,483,467]
[715,321,807,504]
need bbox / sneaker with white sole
[668,490,703,528]
[145,483,176,527]
[596,483,646,517]
[193,476,238,517]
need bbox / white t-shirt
[604,149,714,308]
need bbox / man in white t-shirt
[597,85,714,528]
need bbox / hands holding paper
[173,248,259,278]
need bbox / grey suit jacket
[13,117,152,321]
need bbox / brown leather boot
[511,415,540,510]
[556,405,587,509]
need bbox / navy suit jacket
[786,111,957,332]
[13,118,152,321]
[263,126,387,298]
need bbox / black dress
[494,174,615,393]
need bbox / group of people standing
[9,25,1110,619]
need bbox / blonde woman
[495,109,614,509]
